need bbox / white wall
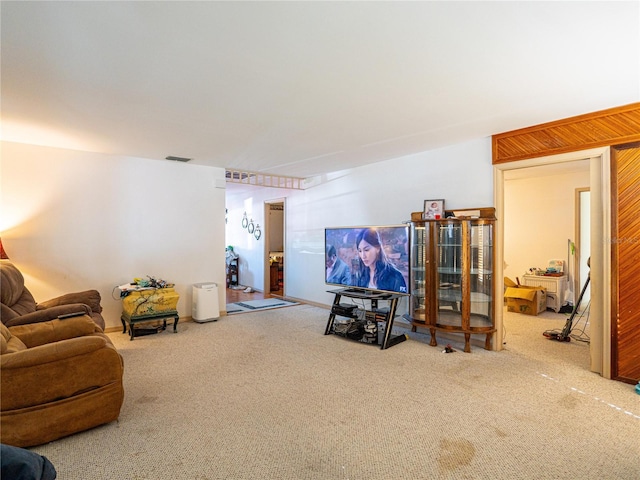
[223,137,494,309]
[3,137,493,327]
[503,167,590,300]
[288,138,494,308]
[1,141,227,329]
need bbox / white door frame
[494,147,611,378]
[575,187,591,309]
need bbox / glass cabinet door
[469,221,493,328]
[405,210,496,352]
[409,223,427,322]
[436,221,463,327]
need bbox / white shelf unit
[521,274,568,313]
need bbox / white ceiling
[2,1,639,179]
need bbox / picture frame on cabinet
[423,199,445,220]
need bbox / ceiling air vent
[165,156,192,162]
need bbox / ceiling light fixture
[165,156,192,162]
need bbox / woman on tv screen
[355,228,407,294]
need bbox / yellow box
[505,286,546,316]
[122,288,180,318]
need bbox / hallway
[226,284,285,305]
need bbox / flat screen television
[325,225,410,295]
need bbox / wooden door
[611,142,640,383]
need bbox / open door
[610,142,640,383]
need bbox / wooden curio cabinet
[405,209,496,352]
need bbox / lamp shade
[0,238,9,259]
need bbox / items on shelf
[116,275,174,298]
[526,259,565,276]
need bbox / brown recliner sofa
[1,260,105,330]
[0,315,124,447]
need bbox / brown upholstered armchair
[1,260,105,331]
[0,315,124,447]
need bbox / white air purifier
[192,283,220,323]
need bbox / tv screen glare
[325,225,409,295]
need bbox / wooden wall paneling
[492,103,640,164]
[611,143,640,383]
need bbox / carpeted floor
[29,305,639,479]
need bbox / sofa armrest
[0,335,106,369]
[3,304,91,328]
[8,316,100,348]
[0,335,123,411]
[37,290,103,314]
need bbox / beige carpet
[30,305,639,479]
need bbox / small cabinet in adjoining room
[405,208,496,352]
[269,252,283,293]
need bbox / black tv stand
[324,289,407,350]
[343,288,367,295]
[339,288,391,299]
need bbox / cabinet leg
[429,327,437,346]
[484,333,492,350]
[464,333,471,353]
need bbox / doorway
[495,147,612,378]
[503,160,590,292]
[264,200,285,297]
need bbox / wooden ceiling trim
[492,103,640,164]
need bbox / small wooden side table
[120,287,180,340]
[121,311,179,340]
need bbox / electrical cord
[542,301,591,343]
[111,285,123,301]
[502,321,508,345]
[569,300,591,343]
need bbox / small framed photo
[423,199,445,220]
